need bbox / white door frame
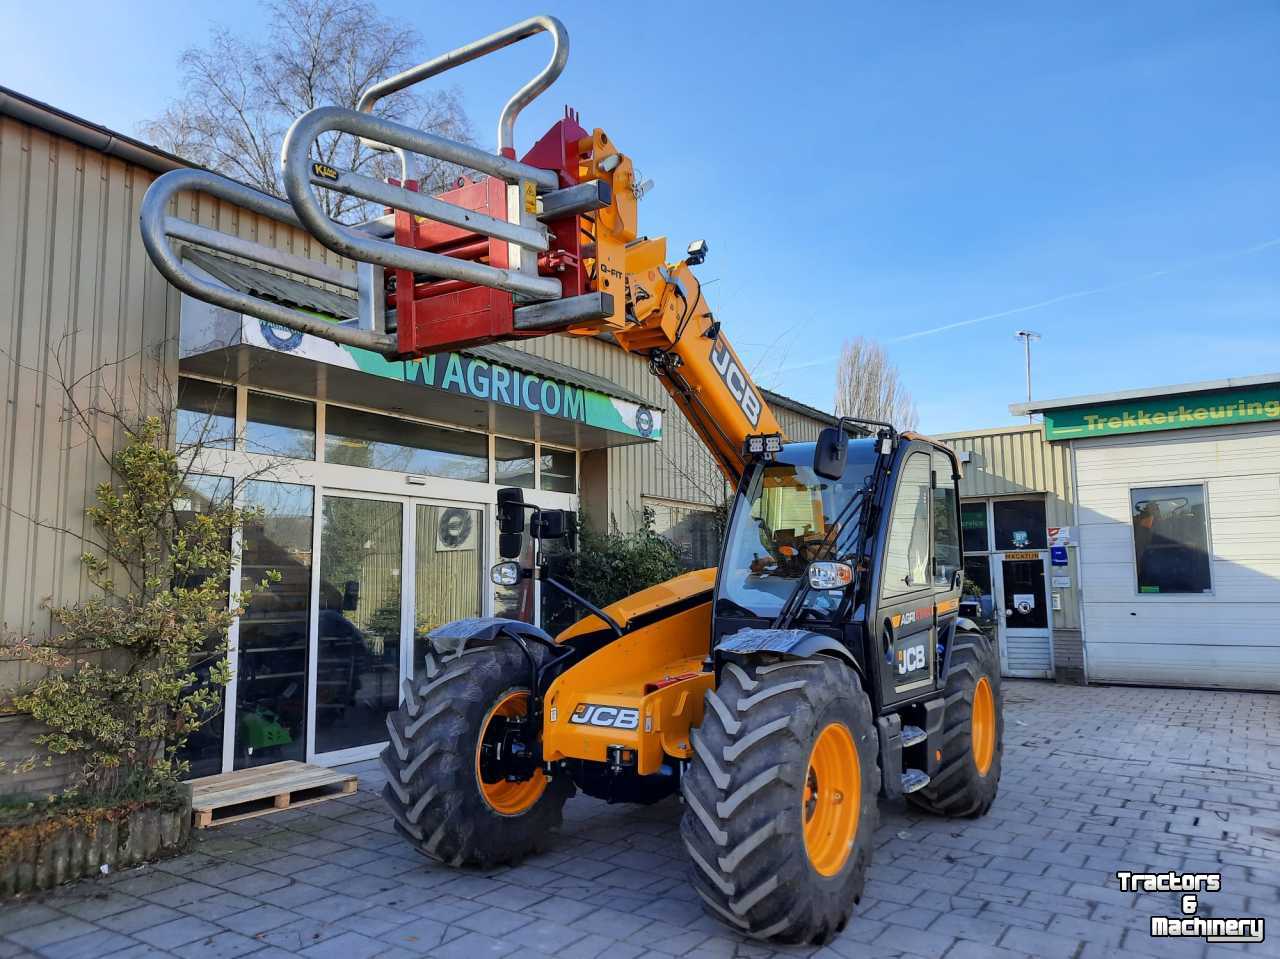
[993,550,1054,679]
[308,487,494,768]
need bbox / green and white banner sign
[1043,385,1280,441]
[181,295,662,440]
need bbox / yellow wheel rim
[972,676,995,776]
[802,721,861,877]
[475,691,546,815]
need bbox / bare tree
[834,336,920,430]
[140,0,475,222]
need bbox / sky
[3,1,1278,432]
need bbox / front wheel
[380,640,573,867]
[908,629,1003,817]
[680,656,880,944]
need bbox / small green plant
[7,417,272,795]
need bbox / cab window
[932,451,961,589]
[881,452,933,598]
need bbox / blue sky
[4,1,1277,431]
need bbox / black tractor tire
[680,657,880,944]
[908,629,1003,818]
[380,640,573,867]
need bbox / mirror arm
[543,575,624,638]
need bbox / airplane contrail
[890,236,1280,343]
[763,236,1280,378]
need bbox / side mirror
[532,508,567,540]
[497,487,525,535]
[813,427,847,481]
[498,531,523,559]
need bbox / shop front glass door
[413,503,485,681]
[996,554,1052,678]
[235,481,314,769]
[315,495,403,756]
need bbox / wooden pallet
[188,760,357,828]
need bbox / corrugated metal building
[934,424,1085,684]
[0,88,831,789]
[1015,377,1280,692]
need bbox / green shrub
[561,509,685,610]
[7,417,272,795]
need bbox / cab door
[874,449,937,705]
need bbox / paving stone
[98,903,185,935]
[132,915,224,949]
[6,917,99,950]
[0,903,62,935]
[454,905,533,938]
[297,930,390,959]
[143,879,224,908]
[428,929,517,959]
[170,930,265,958]
[178,890,261,921]
[998,924,1085,959]
[871,923,955,959]
[378,916,451,950]
[216,903,299,936]
[36,930,137,959]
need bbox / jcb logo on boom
[569,703,640,730]
[710,340,762,428]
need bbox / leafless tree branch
[834,336,920,430]
[139,0,476,223]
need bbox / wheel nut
[833,790,844,803]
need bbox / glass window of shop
[235,481,314,769]
[413,504,484,681]
[176,377,236,451]
[495,437,536,489]
[325,405,488,481]
[540,447,577,493]
[245,391,316,460]
[316,496,403,754]
[1131,484,1212,594]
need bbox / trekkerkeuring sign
[1043,385,1280,440]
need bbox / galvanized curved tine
[355,14,569,156]
[281,107,563,300]
[139,168,397,354]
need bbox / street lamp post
[1015,330,1041,423]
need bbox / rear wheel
[681,657,880,944]
[908,629,1002,817]
[380,640,572,867]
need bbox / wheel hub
[802,721,861,877]
[475,691,547,815]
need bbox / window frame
[879,450,936,601]
[1128,481,1214,598]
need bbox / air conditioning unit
[437,507,478,551]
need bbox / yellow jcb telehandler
[140,14,1004,943]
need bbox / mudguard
[427,616,556,656]
[715,627,858,671]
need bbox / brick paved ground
[2,679,1277,959]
